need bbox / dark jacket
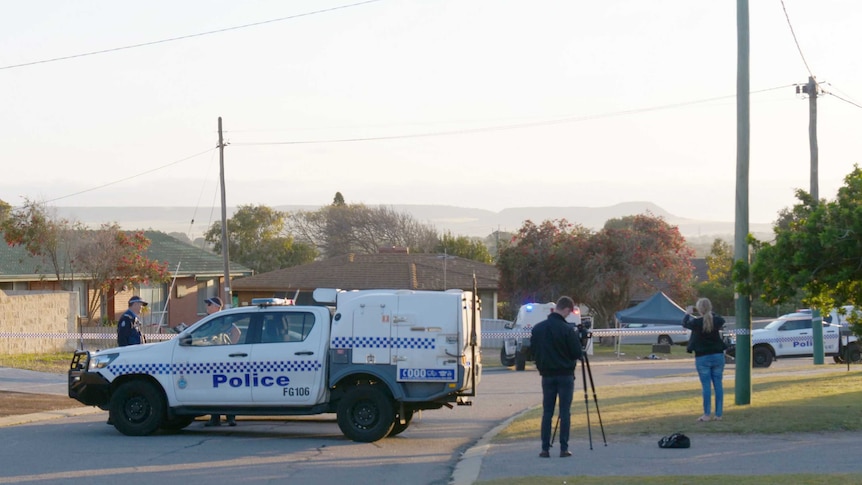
[117,308,143,347]
[682,312,726,357]
[531,312,584,376]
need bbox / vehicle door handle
[294,351,314,355]
[229,353,248,357]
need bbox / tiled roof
[0,230,251,281]
[231,253,499,291]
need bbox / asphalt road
[1,358,851,485]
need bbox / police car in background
[500,302,583,370]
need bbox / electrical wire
[231,85,794,147]
[0,0,382,71]
[780,0,815,79]
[823,91,862,110]
[45,147,217,204]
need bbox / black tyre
[110,380,165,436]
[847,343,861,363]
[389,409,414,437]
[753,346,773,368]
[834,355,845,364]
[159,415,196,431]
[336,386,395,442]
[514,350,526,371]
[500,347,515,367]
[657,335,673,346]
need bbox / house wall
[0,290,78,354]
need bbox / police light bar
[525,304,534,312]
[251,298,294,307]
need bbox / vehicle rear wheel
[500,347,515,367]
[159,415,196,431]
[337,385,395,442]
[657,335,673,346]
[389,409,414,437]
[753,346,773,368]
[514,350,526,371]
[110,380,165,436]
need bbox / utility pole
[734,0,752,405]
[796,76,820,202]
[218,117,231,308]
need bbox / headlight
[89,353,119,369]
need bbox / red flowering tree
[74,224,169,322]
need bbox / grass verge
[0,351,72,374]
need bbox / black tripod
[552,334,607,450]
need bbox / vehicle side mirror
[178,336,193,346]
[504,321,515,329]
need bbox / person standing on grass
[531,296,584,458]
[683,297,727,422]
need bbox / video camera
[577,317,593,348]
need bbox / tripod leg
[583,353,608,446]
[580,356,593,450]
[551,415,559,447]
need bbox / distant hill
[55,203,773,241]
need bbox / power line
[45,147,216,204]
[780,0,815,79]
[0,0,382,71]
[823,91,862,110]
[232,85,794,147]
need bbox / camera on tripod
[577,317,593,349]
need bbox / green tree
[205,204,318,273]
[1,199,79,290]
[0,199,11,225]
[695,238,735,315]
[436,232,492,263]
[750,165,862,335]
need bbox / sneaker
[539,450,550,458]
[560,450,572,458]
[204,417,221,427]
[227,416,237,427]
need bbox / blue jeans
[540,374,575,451]
[695,353,725,417]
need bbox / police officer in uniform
[117,296,147,347]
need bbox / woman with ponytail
[683,297,727,422]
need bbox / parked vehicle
[68,288,481,442]
[500,302,581,370]
[618,323,691,345]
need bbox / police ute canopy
[68,288,481,442]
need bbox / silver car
[619,323,691,345]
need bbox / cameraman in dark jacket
[531,296,584,458]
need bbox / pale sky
[2,0,861,226]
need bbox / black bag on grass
[658,432,690,448]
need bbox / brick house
[231,252,501,319]
[0,230,252,329]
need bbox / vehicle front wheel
[110,380,165,436]
[500,347,515,367]
[846,343,861,363]
[753,346,773,368]
[337,385,395,442]
[514,350,526,371]
[657,335,673,346]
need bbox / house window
[138,284,167,328]
[198,278,220,314]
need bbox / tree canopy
[750,165,862,332]
[204,204,317,274]
[496,214,695,328]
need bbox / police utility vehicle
[500,302,582,370]
[726,307,860,367]
[69,288,481,442]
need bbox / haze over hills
[55,202,774,242]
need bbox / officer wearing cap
[117,295,147,347]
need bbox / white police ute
[69,288,481,442]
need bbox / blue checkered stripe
[109,360,322,376]
[331,336,436,350]
[756,335,837,346]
